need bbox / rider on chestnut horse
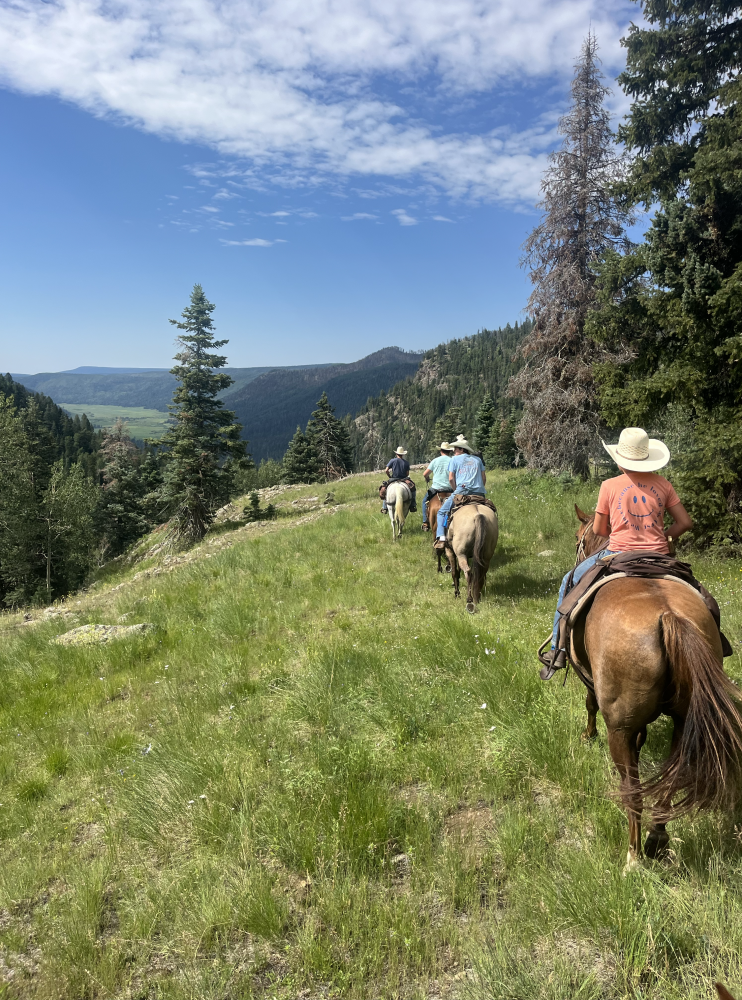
[541,427,694,678]
[421,441,454,532]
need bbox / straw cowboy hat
[451,435,475,455]
[602,427,670,473]
[394,446,408,456]
[440,441,454,452]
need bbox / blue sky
[0,0,638,372]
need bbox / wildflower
[480,703,487,709]
[142,744,152,755]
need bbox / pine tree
[432,406,465,449]
[306,393,352,481]
[282,426,321,484]
[158,285,250,545]
[98,419,149,558]
[509,34,632,477]
[39,461,98,599]
[474,393,496,454]
[0,399,41,607]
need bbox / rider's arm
[593,512,611,537]
[449,470,456,489]
[423,466,432,481]
[385,466,392,479]
[482,470,486,486]
[665,502,693,539]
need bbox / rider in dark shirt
[381,447,417,512]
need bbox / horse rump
[644,611,742,818]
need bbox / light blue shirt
[448,453,485,493]
[427,455,451,491]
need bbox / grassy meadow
[1,470,742,999]
[59,405,171,440]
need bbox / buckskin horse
[569,505,742,871]
[445,501,498,612]
[386,481,411,542]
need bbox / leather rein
[575,517,609,567]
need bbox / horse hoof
[622,850,642,876]
[580,729,598,744]
[644,830,670,860]
[466,602,476,614]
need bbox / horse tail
[644,611,742,818]
[395,486,406,524]
[469,512,487,595]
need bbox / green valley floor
[1,470,741,1000]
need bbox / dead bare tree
[508,33,632,477]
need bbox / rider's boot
[433,537,447,552]
[539,648,567,681]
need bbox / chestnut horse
[445,503,498,612]
[427,490,452,572]
[570,505,742,871]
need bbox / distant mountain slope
[9,349,424,462]
[228,348,424,462]
[349,322,531,468]
[9,366,328,412]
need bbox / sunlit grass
[0,470,741,998]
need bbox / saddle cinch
[538,552,733,689]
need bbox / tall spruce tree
[159,285,250,545]
[306,392,352,481]
[509,34,632,477]
[282,426,321,484]
[589,0,742,547]
[98,419,150,558]
[474,393,496,454]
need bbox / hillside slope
[1,470,740,999]
[228,347,423,462]
[350,321,530,467]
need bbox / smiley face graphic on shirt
[617,481,665,533]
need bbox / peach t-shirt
[595,473,681,553]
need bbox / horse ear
[716,986,738,1000]
[574,504,590,523]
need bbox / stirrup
[538,640,567,681]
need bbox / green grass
[1,469,742,999]
[59,403,171,439]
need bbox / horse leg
[644,717,682,860]
[457,554,475,612]
[451,554,461,598]
[606,727,643,872]
[582,688,599,742]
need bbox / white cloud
[342,212,378,221]
[392,209,417,226]
[221,238,278,246]
[433,215,455,222]
[0,0,635,203]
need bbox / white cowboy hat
[440,441,453,452]
[602,427,670,472]
[451,435,475,455]
[394,446,408,456]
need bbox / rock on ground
[53,623,156,646]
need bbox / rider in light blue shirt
[421,442,454,530]
[433,436,486,548]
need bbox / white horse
[386,481,411,541]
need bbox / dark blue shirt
[387,456,410,479]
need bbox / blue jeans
[551,550,619,649]
[436,486,474,537]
